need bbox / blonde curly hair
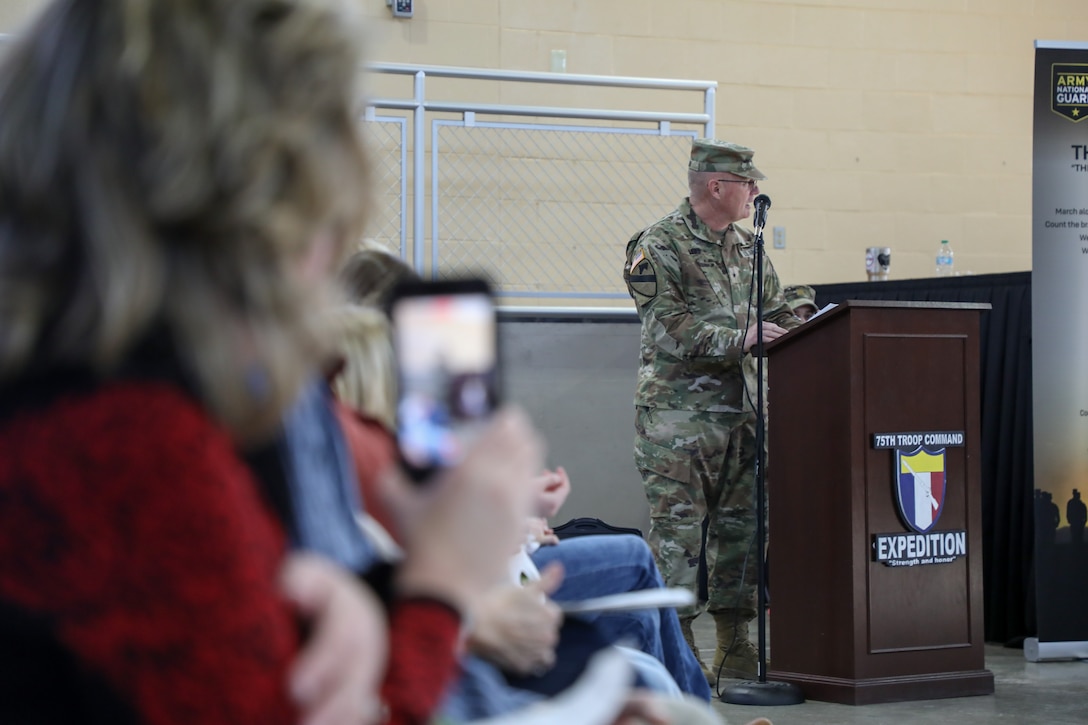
[0,0,371,441]
[326,304,398,430]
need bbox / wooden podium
[764,300,994,705]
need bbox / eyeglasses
[712,178,758,191]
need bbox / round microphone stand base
[719,680,805,707]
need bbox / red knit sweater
[0,381,460,724]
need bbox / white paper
[469,648,633,725]
[557,587,695,615]
[809,302,838,321]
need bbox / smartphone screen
[389,278,499,481]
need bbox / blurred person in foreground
[331,248,712,703]
[326,302,712,723]
[0,1,543,724]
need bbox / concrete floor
[689,615,1088,725]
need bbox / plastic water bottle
[935,240,955,276]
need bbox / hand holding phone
[389,278,499,482]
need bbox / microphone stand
[720,203,804,707]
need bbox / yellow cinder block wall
[5,0,1087,284]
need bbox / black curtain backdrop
[812,272,1033,645]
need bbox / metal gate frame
[365,63,716,306]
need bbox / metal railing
[362,64,717,306]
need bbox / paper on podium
[557,587,695,615]
[809,302,838,321]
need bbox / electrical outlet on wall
[773,226,786,249]
[550,49,567,73]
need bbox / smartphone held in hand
[388,277,500,482]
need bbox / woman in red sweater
[0,1,542,723]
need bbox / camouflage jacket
[624,198,800,413]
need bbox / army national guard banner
[1031,40,1088,659]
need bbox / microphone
[752,194,771,231]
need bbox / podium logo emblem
[895,446,946,533]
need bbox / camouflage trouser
[634,406,759,618]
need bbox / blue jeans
[531,534,711,701]
[441,655,544,721]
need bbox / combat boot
[711,610,760,679]
[679,616,715,684]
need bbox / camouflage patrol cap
[688,139,766,180]
[783,284,817,313]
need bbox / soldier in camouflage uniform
[783,284,818,321]
[623,139,801,683]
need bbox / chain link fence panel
[360,65,716,309]
[431,122,695,303]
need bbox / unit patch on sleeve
[627,247,658,299]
